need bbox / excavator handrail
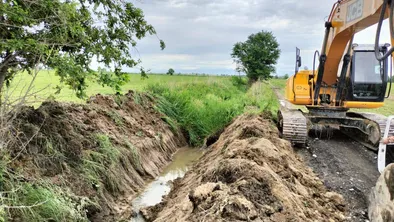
[386,54,393,98]
[378,115,394,173]
[328,1,341,22]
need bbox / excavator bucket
[378,116,394,173]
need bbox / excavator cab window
[348,48,388,102]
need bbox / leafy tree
[167,68,175,75]
[140,67,150,80]
[283,74,289,79]
[231,31,280,82]
[0,0,165,98]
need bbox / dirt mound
[6,91,185,221]
[143,114,347,221]
[369,163,394,222]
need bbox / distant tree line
[273,74,289,79]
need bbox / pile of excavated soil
[142,114,347,222]
[7,91,185,221]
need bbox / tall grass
[147,80,278,146]
[82,134,121,193]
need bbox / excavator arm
[316,0,394,106]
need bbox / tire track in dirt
[298,134,379,221]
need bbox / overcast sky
[126,0,392,76]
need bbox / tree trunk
[0,67,7,101]
[0,51,17,101]
[0,70,7,106]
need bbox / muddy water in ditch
[131,147,204,222]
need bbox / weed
[107,111,124,126]
[82,152,105,186]
[133,93,141,105]
[125,141,141,170]
[81,134,121,193]
[44,138,66,160]
[3,180,91,221]
[114,94,126,107]
[135,131,144,137]
[231,76,248,91]
[161,116,178,133]
[94,134,120,164]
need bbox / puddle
[130,147,204,221]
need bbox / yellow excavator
[278,0,394,173]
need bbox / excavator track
[336,112,394,151]
[352,112,394,138]
[278,109,308,145]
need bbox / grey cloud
[127,0,338,75]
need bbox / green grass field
[269,79,394,116]
[8,72,393,116]
[5,71,279,146]
[5,71,228,105]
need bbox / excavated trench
[130,118,381,222]
[129,88,382,221]
[8,88,384,221]
[131,147,204,221]
[134,114,349,222]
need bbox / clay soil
[142,114,347,222]
[7,91,186,221]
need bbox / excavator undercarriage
[278,108,394,151]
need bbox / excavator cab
[348,44,389,102]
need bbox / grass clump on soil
[8,183,90,222]
[230,76,248,91]
[107,111,124,126]
[125,140,142,170]
[147,80,278,146]
[0,167,91,222]
[82,134,121,192]
[95,134,120,164]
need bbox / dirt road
[298,132,379,221]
